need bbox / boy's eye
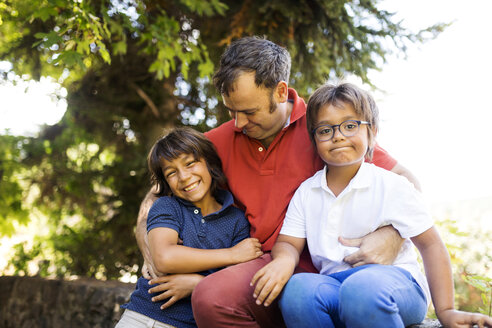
[345,124,356,130]
[318,127,333,135]
[166,171,176,178]
[186,160,196,167]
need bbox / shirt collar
[316,162,372,194]
[174,189,234,216]
[287,88,306,125]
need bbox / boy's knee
[286,273,317,290]
[280,273,325,310]
[339,270,397,323]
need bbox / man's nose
[234,112,248,129]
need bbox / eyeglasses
[313,120,370,141]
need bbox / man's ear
[274,81,289,103]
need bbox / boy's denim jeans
[278,264,427,328]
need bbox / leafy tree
[0,134,29,236]
[0,0,446,279]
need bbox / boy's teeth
[184,182,198,191]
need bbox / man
[136,36,420,327]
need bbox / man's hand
[250,256,296,307]
[140,227,161,279]
[340,225,404,267]
[141,260,159,280]
[437,309,492,328]
[136,189,159,279]
[148,274,204,310]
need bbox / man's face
[222,72,287,146]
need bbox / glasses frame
[312,120,370,142]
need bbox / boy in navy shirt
[117,128,263,328]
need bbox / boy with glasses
[251,82,492,328]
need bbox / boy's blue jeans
[278,264,427,328]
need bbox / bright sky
[1,0,492,206]
[369,0,492,204]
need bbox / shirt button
[258,147,264,152]
[194,209,199,214]
[201,219,205,223]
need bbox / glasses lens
[316,126,333,140]
[340,120,359,137]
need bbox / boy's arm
[250,234,305,307]
[148,227,263,274]
[136,188,159,279]
[341,148,419,266]
[412,226,492,327]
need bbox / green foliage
[0,134,29,236]
[433,218,492,316]
[0,0,448,279]
[9,241,41,276]
[462,275,491,316]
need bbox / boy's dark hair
[213,36,291,96]
[306,82,379,160]
[147,127,227,197]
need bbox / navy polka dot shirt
[121,189,250,328]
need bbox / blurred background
[1,0,490,315]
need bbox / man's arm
[340,162,420,266]
[136,188,159,279]
[340,225,404,267]
[391,162,422,191]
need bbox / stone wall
[0,275,134,328]
[0,275,442,327]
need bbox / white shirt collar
[316,162,372,196]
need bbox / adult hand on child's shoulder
[437,309,492,328]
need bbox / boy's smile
[160,153,215,210]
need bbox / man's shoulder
[205,120,236,140]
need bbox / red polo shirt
[206,88,396,254]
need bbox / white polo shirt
[280,162,432,303]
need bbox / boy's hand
[148,274,204,310]
[437,309,492,328]
[230,238,263,264]
[250,257,296,307]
